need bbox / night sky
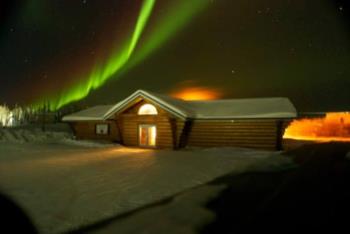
[0,0,349,112]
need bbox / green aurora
[33,0,210,111]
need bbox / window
[96,124,109,135]
[138,104,158,115]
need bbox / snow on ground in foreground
[90,185,227,234]
[0,142,294,234]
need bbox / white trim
[103,90,188,120]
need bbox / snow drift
[0,125,72,143]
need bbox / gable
[119,98,173,116]
[103,90,189,120]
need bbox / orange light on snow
[171,87,221,101]
[283,112,350,142]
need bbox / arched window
[138,104,158,115]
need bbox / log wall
[70,120,120,141]
[117,99,184,149]
[119,114,179,148]
[186,119,291,150]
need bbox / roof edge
[103,90,188,120]
[62,116,104,121]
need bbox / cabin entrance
[138,124,157,147]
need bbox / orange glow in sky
[170,87,222,101]
[283,112,350,142]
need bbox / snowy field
[0,131,293,234]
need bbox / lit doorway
[139,124,157,147]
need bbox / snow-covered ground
[0,131,294,234]
[89,184,227,234]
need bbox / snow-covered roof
[183,98,297,119]
[104,90,297,119]
[62,105,114,121]
[63,90,297,121]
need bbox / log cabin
[62,90,297,150]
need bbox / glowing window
[139,124,157,146]
[138,104,158,115]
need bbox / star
[339,6,343,11]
